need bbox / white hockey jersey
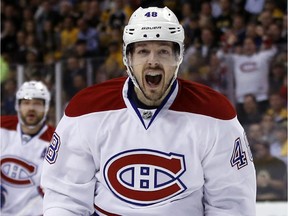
[41,77,256,216]
[0,115,54,216]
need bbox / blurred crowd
[0,0,287,201]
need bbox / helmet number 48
[145,12,158,17]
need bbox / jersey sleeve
[202,117,256,216]
[258,46,277,62]
[41,114,97,216]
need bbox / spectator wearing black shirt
[238,94,263,128]
[252,140,287,201]
[1,20,17,56]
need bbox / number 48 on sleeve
[230,138,248,170]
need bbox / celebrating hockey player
[1,81,55,215]
[41,6,256,216]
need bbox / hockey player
[41,6,256,216]
[1,81,54,215]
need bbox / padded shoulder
[65,77,127,117]
[0,115,18,130]
[39,125,55,142]
[170,79,236,120]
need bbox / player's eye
[159,49,170,55]
[136,48,149,55]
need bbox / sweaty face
[129,41,178,106]
[19,99,45,126]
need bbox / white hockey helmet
[123,7,185,87]
[15,81,51,125]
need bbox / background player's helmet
[15,81,51,126]
[123,6,185,88]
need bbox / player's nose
[147,51,160,67]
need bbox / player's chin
[25,118,40,126]
[144,89,165,102]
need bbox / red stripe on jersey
[65,77,127,117]
[0,115,18,131]
[170,79,236,120]
[1,115,54,142]
[39,125,55,142]
[94,204,121,216]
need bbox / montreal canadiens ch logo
[1,156,36,186]
[103,149,186,206]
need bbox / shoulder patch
[65,77,127,117]
[170,79,236,120]
[0,115,18,131]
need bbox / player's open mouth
[145,73,162,87]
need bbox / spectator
[217,36,277,115]
[230,13,246,45]
[73,39,93,60]
[181,14,201,50]
[82,0,101,27]
[39,20,60,59]
[22,20,37,37]
[210,0,222,18]
[1,20,17,56]
[72,73,87,94]
[247,123,264,143]
[237,93,262,128]
[252,140,287,201]
[60,16,79,57]
[258,10,273,32]
[77,17,100,55]
[25,34,43,62]
[101,41,125,79]
[1,3,21,30]
[260,113,276,143]
[34,0,60,38]
[270,125,288,164]
[108,0,129,29]
[183,27,218,70]
[57,0,79,24]
[106,24,123,46]
[205,52,229,95]
[14,31,28,64]
[1,78,17,115]
[269,62,286,94]
[244,0,265,17]
[266,92,287,124]
[263,0,285,20]
[63,56,86,101]
[21,7,34,25]
[180,2,193,28]
[198,1,214,29]
[213,0,233,35]
[24,49,43,81]
[244,22,263,49]
[267,23,286,51]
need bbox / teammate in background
[41,6,256,216]
[1,81,55,215]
